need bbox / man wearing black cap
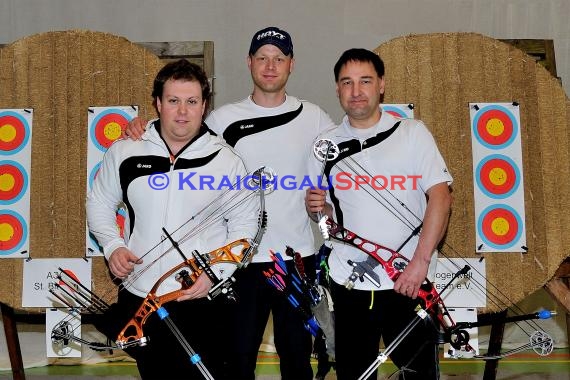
[124,27,334,379]
[205,26,334,380]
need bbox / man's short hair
[334,48,385,81]
[152,59,211,105]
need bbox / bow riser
[116,239,252,346]
[313,138,553,363]
[324,217,467,346]
[52,165,270,354]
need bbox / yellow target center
[485,118,505,137]
[0,173,16,191]
[488,167,507,186]
[0,124,17,143]
[0,222,15,242]
[103,122,123,141]
[491,217,510,236]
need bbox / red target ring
[382,105,410,119]
[0,212,25,253]
[116,208,126,238]
[94,113,128,150]
[479,206,521,248]
[0,113,29,153]
[0,161,28,204]
[476,155,520,198]
[476,109,513,145]
[472,105,517,149]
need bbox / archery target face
[89,109,131,152]
[477,204,523,250]
[88,207,126,252]
[88,162,101,190]
[88,231,103,254]
[0,209,27,255]
[86,160,102,253]
[0,111,31,155]
[86,106,137,257]
[472,105,518,149]
[58,269,81,289]
[470,103,525,252]
[116,207,126,238]
[475,154,520,199]
[0,161,28,205]
[382,104,414,119]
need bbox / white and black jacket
[87,119,259,298]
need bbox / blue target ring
[0,209,28,255]
[382,105,411,119]
[472,105,518,150]
[477,204,523,250]
[0,111,31,155]
[475,154,521,199]
[89,109,133,152]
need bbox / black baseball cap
[248,27,294,57]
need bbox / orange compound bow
[116,238,259,349]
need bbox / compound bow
[310,137,554,368]
[50,166,271,357]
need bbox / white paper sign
[443,307,479,358]
[46,308,82,357]
[433,258,486,307]
[22,258,92,307]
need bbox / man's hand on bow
[177,273,213,301]
[122,116,148,140]
[393,256,430,300]
[305,188,333,220]
[394,182,451,299]
[108,247,143,279]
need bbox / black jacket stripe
[324,121,401,225]
[118,150,221,236]
[222,104,303,147]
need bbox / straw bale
[376,33,570,311]
[0,30,163,310]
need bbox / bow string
[50,166,271,353]
[311,137,554,361]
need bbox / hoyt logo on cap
[248,27,294,57]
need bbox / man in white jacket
[124,27,336,380]
[87,59,259,380]
[306,48,452,380]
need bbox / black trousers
[331,281,440,380]
[95,290,230,380]
[224,257,315,380]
